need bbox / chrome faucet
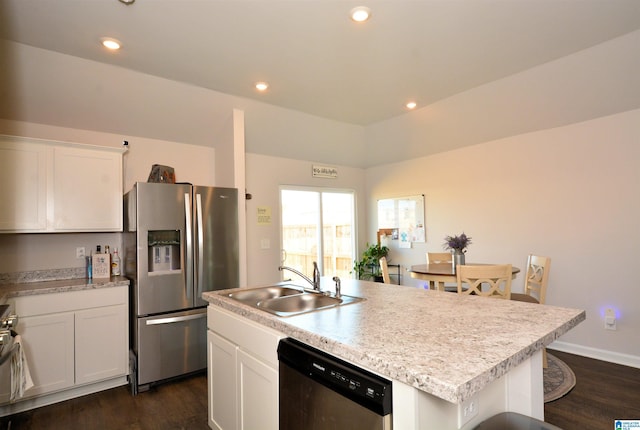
[278,261,321,291]
[332,276,341,298]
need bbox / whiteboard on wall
[377,194,425,243]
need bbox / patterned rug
[544,353,576,403]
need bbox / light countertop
[203,277,585,404]
[0,276,130,303]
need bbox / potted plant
[443,232,472,266]
[353,242,389,282]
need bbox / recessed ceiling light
[100,37,121,50]
[350,6,371,22]
[255,82,269,92]
[406,101,417,110]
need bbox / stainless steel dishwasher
[278,338,392,430]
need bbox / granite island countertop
[203,277,585,404]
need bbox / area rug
[544,353,576,403]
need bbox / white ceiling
[1,0,639,126]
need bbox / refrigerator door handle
[196,193,204,297]
[184,192,193,301]
[145,313,206,326]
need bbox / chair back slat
[426,252,452,264]
[524,255,551,304]
[456,264,513,299]
[380,257,391,284]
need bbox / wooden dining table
[409,263,520,292]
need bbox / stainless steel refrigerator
[123,182,239,393]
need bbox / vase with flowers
[443,232,472,268]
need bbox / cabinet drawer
[10,286,127,317]
[208,306,283,368]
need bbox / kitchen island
[204,277,584,429]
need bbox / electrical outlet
[76,247,86,259]
[605,308,617,330]
[458,393,479,427]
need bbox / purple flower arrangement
[443,233,472,253]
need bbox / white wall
[365,109,640,365]
[245,153,366,287]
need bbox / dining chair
[456,264,513,299]
[511,254,551,367]
[426,252,452,264]
[510,255,551,304]
[379,257,391,284]
[426,252,457,291]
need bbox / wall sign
[257,206,271,225]
[312,165,338,179]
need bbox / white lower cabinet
[208,331,238,430]
[237,349,279,430]
[75,305,128,384]
[3,286,129,415]
[18,312,75,396]
[207,306,283,430]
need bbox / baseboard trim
[549,341,640,369]
[0,376,128,417]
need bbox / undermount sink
[227,284,365,317]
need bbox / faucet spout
[332,276,341,298]
[278,262,321,291]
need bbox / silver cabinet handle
[145,313,206,326]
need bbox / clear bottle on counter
[111,248,121,276]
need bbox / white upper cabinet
[51,146,122,231]
[0,135,124,232]
[0,140,47,231]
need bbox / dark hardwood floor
[0,373,209,430]
[1,351,638,430]
[545,350,640,430]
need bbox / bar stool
[473,412,563,430]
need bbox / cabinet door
[0,141,47,231]
[75,304,128,385]
[17,313,75,397]
[237,348,278,430]
[52,146,122,231]
[208,331,238,430]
